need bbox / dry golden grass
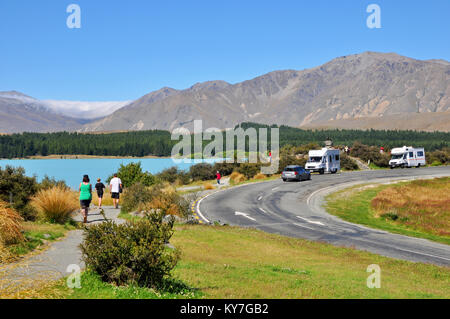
[371,178,450,237]
[0,201,24,247]
[229,172,246,184]
[203,183,215,190]
[91,188,114,207]
[253,173,267,180]
[31,187,79,224]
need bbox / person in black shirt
[95,178,106,209]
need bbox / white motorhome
[389,146,426,169]
[306,148,340,174]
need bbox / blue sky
[0,0,449,101]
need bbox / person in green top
[79,175,92,224]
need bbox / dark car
[281,165,311,182]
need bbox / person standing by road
[110,173,122,209]
[95,178,106,209]
[216,171,221,185]
[79,175,92,224]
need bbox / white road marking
[296,216,325,226]
[258,207,268,214]
[235,211,256,221]
[293,223,315,231]
[272,187,279,191]
[257,196,263,201]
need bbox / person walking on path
[216,171,221,185]
[79,175,92,224]
[95,178,105,209]
[110,173,122,209]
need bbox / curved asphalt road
[198,166,450,267]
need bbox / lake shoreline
[1,154,171,160]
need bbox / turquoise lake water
[0,158,221,189]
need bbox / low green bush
[80,210,180,288]
[340,154,359,170]
[156,167,190,185]
[237,163,261,179]
[0,166,38,220]
[189,163,215,181]
[121,183,191,218]
[108,162,157,187]
[121,183,154,213]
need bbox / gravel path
[0,206,122,294]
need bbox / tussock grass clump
[371,177,450,237]
[0,201,24,246]
[92,189,114,207]
[253,173,267,180]
[203,183,215,190]
[122,183,190,218]
[229,172,246,184]
[31,187,79,224]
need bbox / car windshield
[308,156,322,163]
[391,154,404,160]
[284,167,298,172]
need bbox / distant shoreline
[0,154,171,160]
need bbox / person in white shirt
[109,173,122,209]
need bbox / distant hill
[0,91,130,133]
[0,91,86,133]
[82,52,450,132]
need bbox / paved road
[198,166,450,267]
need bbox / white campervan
[306,148,340,174]
[389,146,426,169]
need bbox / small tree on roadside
[108,162,157,188]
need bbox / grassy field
[35,224,449,299]
[326,177,450,245]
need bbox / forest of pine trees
[0,124,449,159]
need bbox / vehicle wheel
[282,179,287,182]
[390,166,394,169]
[417,164,421,168]
[319,169,325,175]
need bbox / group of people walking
[78,174,122,224]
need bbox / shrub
[212,162,236,176]
[121,183,154,214]
[39,175,69,191]
[80,209,180,288]
[237,163,261,179]
[121,183,191,218]
[0,200,24,246]
[157,167,190,185]
[0,166,38,220]
[31,187,79,224]
[350,142,389,167]
[230,172,246,184]
[427,150,449,165]
[109,162,157,188]
[340,154,359,170]
[189,163,215,181]
[278,154,306,174]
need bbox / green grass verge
[47,271,201,299]
[39,224,450,299]
[8,221,77,257]
[325,183,450,245]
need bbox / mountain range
[2,51,449,133]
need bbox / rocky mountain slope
[82,52,450,132]
[0,92,87,133]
